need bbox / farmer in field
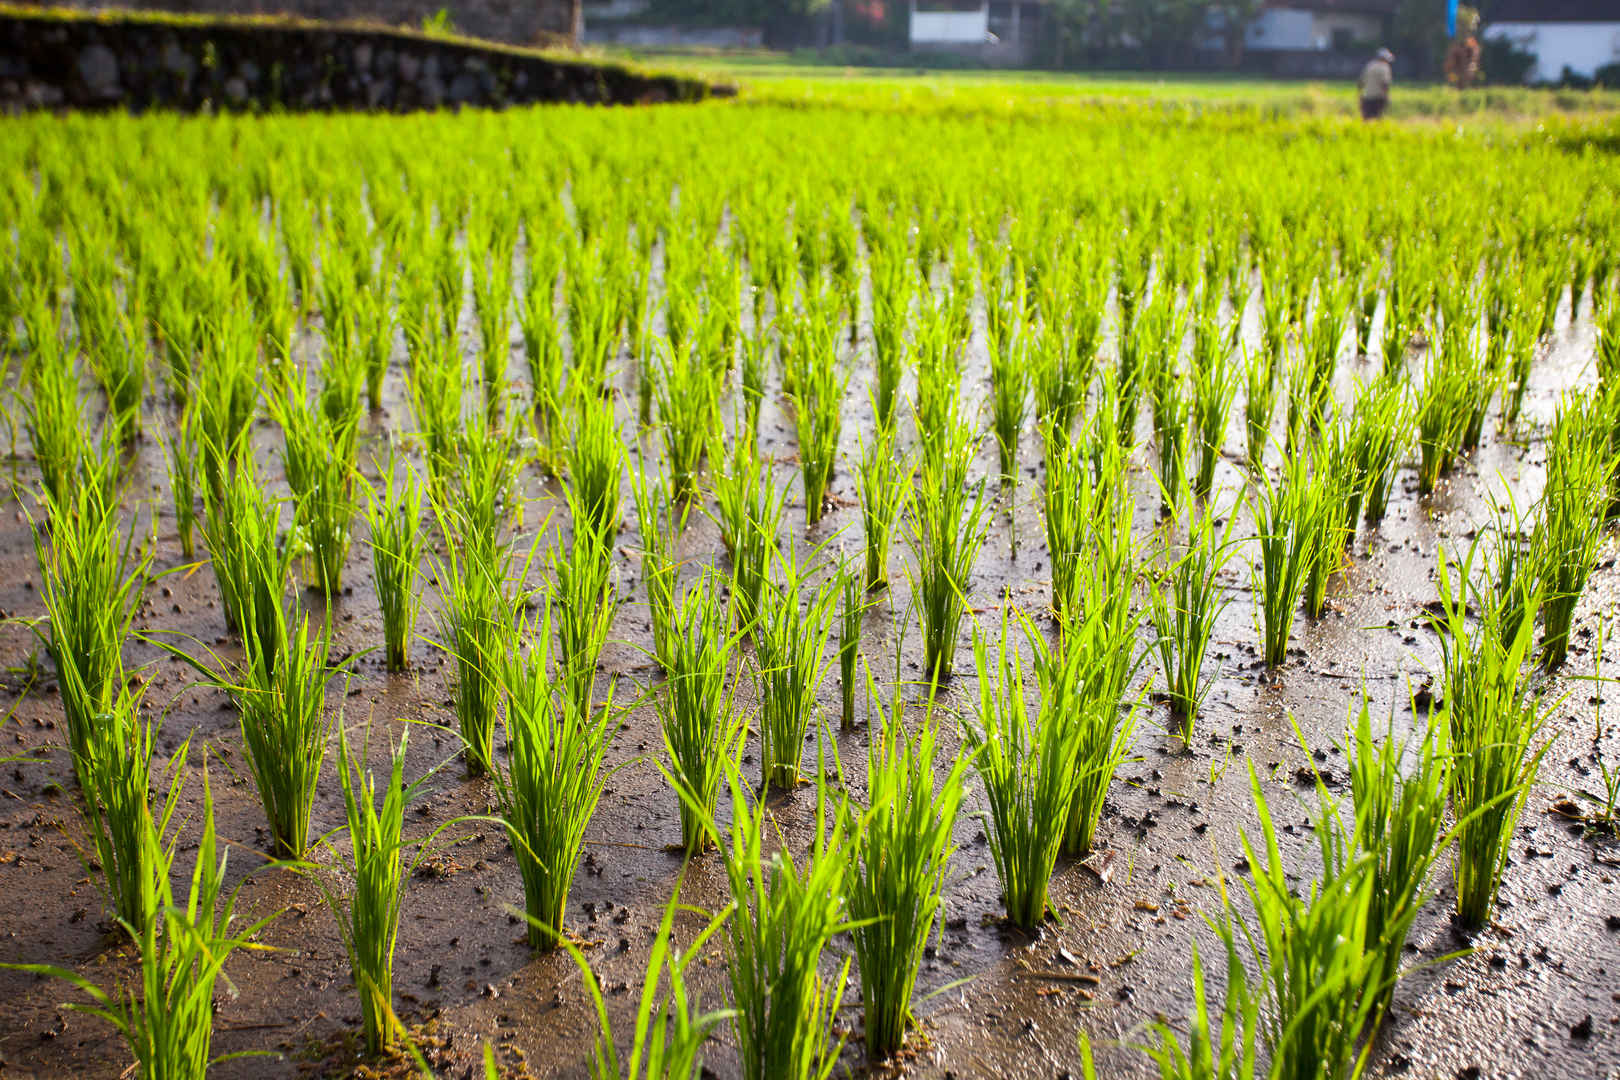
[1358,48,1394,120]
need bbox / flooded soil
[1,279,1618,1080]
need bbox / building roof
[1487,0,1620,22]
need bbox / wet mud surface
[2,283,1619,1080]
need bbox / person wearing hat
[1358,48,1395,120]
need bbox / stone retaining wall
[0,6,721,111]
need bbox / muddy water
[1,285,1617,1080]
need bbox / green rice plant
[1353,265,1380,357]
[1597,286,1620,390]
[719,760,854,1080]
[1301,452,1352,621]
[1051,516,1142,858]
[989,319,1031,486]
[1243,346,1279,472]
[1150,354,1190,512]
[80,292,148,440]
[564,385,626,547]
[837,554,863,732]
[163,403,201,560]
[1347,696,1449,1021]
[199,454,290,666]
[1250,452,1315,669]
[472,249,513,426]
[1227,766,1383,1080]
[631,453,684,669]
[856,428,906,592]
[195,311,261,505]
[275,385,360,596]
[754,545,837,789]
[21,335,88,508]
[1031,321,1090,445]
[404,328,465,492]
[494,596,617,952]
[910,302,960,470]
[1,773,277,1080]
[71,683,189,932]
[1139,928,1259,1080]
[553,501,619,719]
[870,247,911,431]
[792,352,844,525]
[441,411,521,572]
[230,605,338,860]
[1414,337,1474,496]
[1349,375,1410,526]
[904,416,987,684]
[518,265,566,438]
[964,608,1085,928]
[1302,276,1350,409]
[1190,327,1238,500]
[846,673,968,1058]
[429,500,516,778]
[657,340,721,502]
[364,453,425,673]
[1148,504,1236,738]
[1535,396,1612,670]
[310,726,446,1057]
[658,568,747,854]
[1042,417,1093,615]
[740,324,769,435]
[1259,271,1291,366]
[554,879,732,1080]
[30,472,148,790]
[1431,545,1548,927]
[355,283,395,413]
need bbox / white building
[910,0,991,46]
[1245,0,1394,53]
[1484,1,1620,83]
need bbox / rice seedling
[719,758,854,1080]
[564,385,625,547]
[229,605,339,860]
[905,417,987,684]
[275,385,360,596]
[442,411,521,570]
[1353,264,1380,357]
[740,324,769,435]
[659,569,748,855]
[1149,353,1190,512]
[71,682,189,932]
[1535,397,1612,670]
[1243,346,1279,472]
[553,879,733,1080]
[163,404,200,560]
[856,429,906,592]
[1226,767,1383,1080]
[1431,545,1548,927]
[837,554,863,732]
[20,333,88,508]
[1347,696,1449,1020]
[195,311,262,504]
[1,773,277,1080]
[494,596,617,952]
[793,352,844,526]
[30,470,148,789]
[1250,451,1316,669]
[1350,374,1410,526]
[989,316,1031,487]
[429,499,518,778]
[1139,928,1259,1080]
[1190,322,1238,500]
[657,340,721,503]
[309,726,446,1057]
[552,501,619,719]
[1148,504,1236,738]
[364,453,425,673]
[1301,453,1352,621]
[1302,276,1350,409]
[846,671,969,1058]
[198,449,288,661]
[472,248,513,426]
[518,263,566,436]
[754,544,837,789]
[405,328,465,491]
[1030,321,1091,445]
[964,608,1085,927]
[631,453,683,668]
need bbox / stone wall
[39,0,579,48]
[0,7,722,111]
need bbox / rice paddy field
[1,84,1619,1080]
